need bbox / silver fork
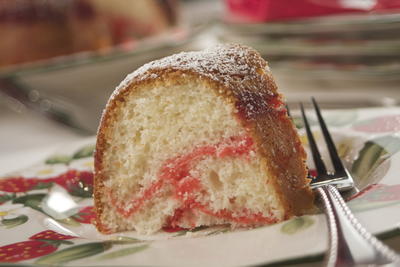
[299,98,400,267]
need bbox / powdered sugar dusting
[117,44,272,94]
[102,43,282,127]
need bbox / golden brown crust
[94,44,314,233]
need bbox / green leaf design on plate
[1,214,28,228]
[97,244,149,260]
[37,239,75,246]
[73,144,95,159]
[45,155,72,165]
[0,193,16,204]
[33,182,53,190]
[12,194,82,223]
[13,193,46,212]
[206,228,230,236]
[35,241,112,265]
[281,216,314,235]
[57,217,81,227]
[352,136,400,183]
[109,236,143,245]
[68,185,93,198]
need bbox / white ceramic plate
[1,107,400,266]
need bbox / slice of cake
[94,44,314,235]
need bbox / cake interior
[99,76,285,234]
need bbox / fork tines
[299,98,353,191]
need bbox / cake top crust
[107,44,281,123]
[125,43,269,84]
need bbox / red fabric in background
[225,0,400,22]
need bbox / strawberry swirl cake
[94,44,314,234]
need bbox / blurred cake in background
[0,0,177,67]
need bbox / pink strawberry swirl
[108,135,278,229]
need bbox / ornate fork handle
[317,185,400,266]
